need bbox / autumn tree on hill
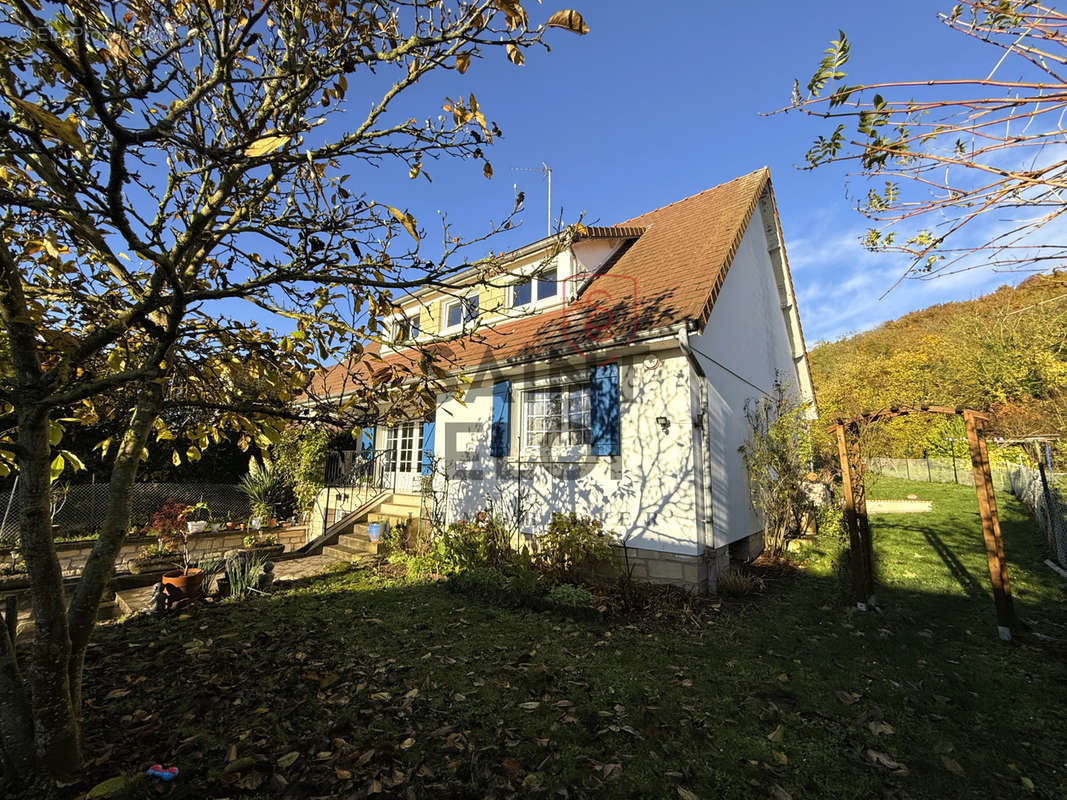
[0,0,587,780]
[782,1,1067,281]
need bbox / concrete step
[337,534,379,554]
[387,494,423,510]
[116,586,156,616]
[367,513,410,527]
[378,502,419,518]
[323,543,376,562]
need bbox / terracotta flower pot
[162,568,205,604]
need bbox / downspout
[677,325,715,574]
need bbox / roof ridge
[615,166,770,225]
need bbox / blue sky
[336,0,1041,345]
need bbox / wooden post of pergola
[830,405,1018,641]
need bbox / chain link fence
[0,483,249,546]
[868,456,1019,492]
[1009,467,1067,569]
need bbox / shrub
[538,512,614,584]
[508,549,546,600]
[716,567,766,596]
[441,510,512,572]
[450,566,511,601]
[547,583,596,609]
[738,377,815,558]
[140,498,189,539]
[272,426,331,517]
[239,459,296,521]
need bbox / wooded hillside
[808,272,1067,463]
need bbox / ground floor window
[523,384,590,449]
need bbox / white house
[312,168,815,591]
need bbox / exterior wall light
[655,416,670,434]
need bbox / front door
[384,422,423,494]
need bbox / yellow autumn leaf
[244,134,289,157]
[456,53,470,74]
[385,205,420,242]
[506,43,524,65]
[10,97,84,150]
[545,10,590,35]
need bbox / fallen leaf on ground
[866,749,908,774]
[84,776,131,798]
[276,752,299,768]
[767,724,784,743]
[939,755,965,776]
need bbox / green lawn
[13,479,1067,799]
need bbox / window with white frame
[523,384,591,449]
[392,312,420,342]
[511,267,558,308]
[445,294,479,329]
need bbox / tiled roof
[314,167,782,397]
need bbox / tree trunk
[66,383,164,713]
[16,408,82,779]
[0,616,35,775]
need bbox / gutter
[677,325,715,563]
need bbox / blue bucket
[367,522,383,543]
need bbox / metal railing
[324,448,410,493]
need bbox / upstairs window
[392,313,420,342]
[446,294,479,329]
[512,268,558,308]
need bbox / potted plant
[127,542,178,575]
[0,551,28,590]
[238,458,295,533]
[127,499,187,574]
[160,511,205,605]
[241,530,284,560]
[184,501,211,534]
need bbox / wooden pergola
[829,404,1018,641]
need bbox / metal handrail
[324,447,430,492]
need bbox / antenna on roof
[511,162,552,236]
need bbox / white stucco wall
[688,202,806,548]
[432,349,701,555]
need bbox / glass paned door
[385,422,423,493]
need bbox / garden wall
[46,525,308,578]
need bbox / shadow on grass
[1,546,1058,800]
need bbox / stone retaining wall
[48,525,308,578]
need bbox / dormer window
[445,294,479,330]
[392,313,420,342]
[511,267,558,308]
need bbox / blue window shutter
[360,425,376,452]
[421,418,436,475]
[590,363,620,456]
[490,380,511,457]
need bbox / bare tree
[779,1,1067,284]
